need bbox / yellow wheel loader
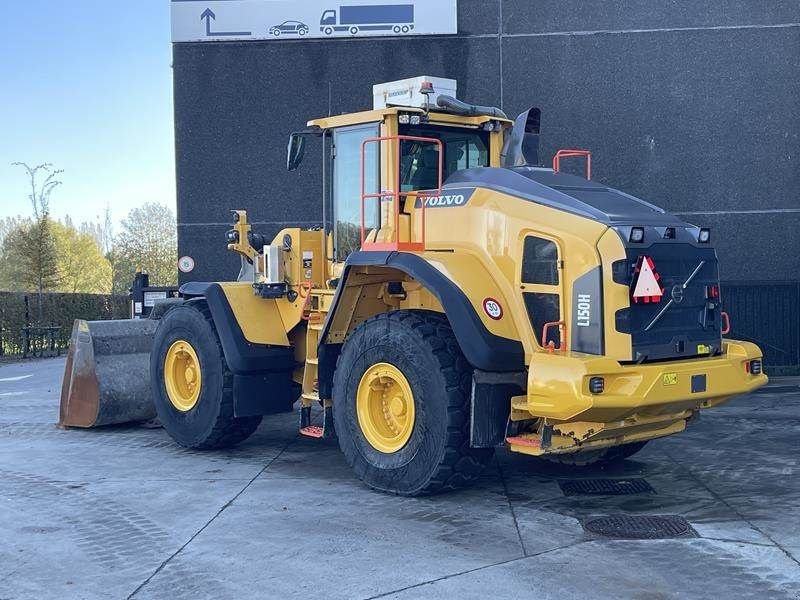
[60,78,767,495]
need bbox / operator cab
[290,77,512,262]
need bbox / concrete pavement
[1,357,799,599]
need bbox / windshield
[399,126,489,191]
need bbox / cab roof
[308,107,513,130]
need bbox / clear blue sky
[0,1,175,228]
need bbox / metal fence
[0,292,129,359]
[722,281,800,373]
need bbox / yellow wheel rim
[356,362,416,454]
[164,340,202,412]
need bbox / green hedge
[0,292,129,358]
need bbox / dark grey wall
[173,1,800,368]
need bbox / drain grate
[559,478,655,496]
[583,515,697,540]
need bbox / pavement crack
[664,449,800,569]
[496,458,528,557]
[126,435,299,599]
[362,541,586,600]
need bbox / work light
[698,228,711,243]
[630,227,645,243]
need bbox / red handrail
[541,321,567,352]
[721,311,731,335]
[553,149,592,180]
[360,135,443,252]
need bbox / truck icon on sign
[320,5,415,36]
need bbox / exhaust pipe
[59,319,158,428]
[436,95,508,120]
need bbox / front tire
[151,302,262,449]
[332,311,493,495]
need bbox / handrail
[541,320,567,352]
[360,135,444,252]
[553,149,592,180]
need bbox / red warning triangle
[632,256,663,303]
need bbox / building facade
[172,1,799,371]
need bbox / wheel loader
[60,78,767,495]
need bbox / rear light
[589,377,605,394]
[629,227,645,243]
[747,359,763,376]
[706,285,720,299]
[698,228,711,243]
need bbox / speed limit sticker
[483,298,503,320]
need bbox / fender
[319,251,525,378]
[179,282,296,375]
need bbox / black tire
[150,302,262,449]
[149,297,184,320]
[541,441,649,467]
[332,310,493,496]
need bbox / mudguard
[179,282,295,374]
[320,251,525,372]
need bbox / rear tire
[332,310,493,496]
[541,441,649,467]
[151,302,262,449]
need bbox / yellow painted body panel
[219,283,290,346]
[420,187,608,359]
[524,340,766,423]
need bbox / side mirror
[501,108,542,167]
[287,133,307,171]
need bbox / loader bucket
[59,319,159,428]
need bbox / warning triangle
[632,256,663,303]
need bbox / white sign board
[171,0,458,43]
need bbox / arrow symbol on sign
[200,8,215,36]
[199,7,252,38]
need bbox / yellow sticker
[697,344,711,354]
[663,373,678,386]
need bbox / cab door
[331,123,380,261]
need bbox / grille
[559,478,654,496]
[583,515,697,540]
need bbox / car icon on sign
[269,21,310,37]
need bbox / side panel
[571,266,604,355]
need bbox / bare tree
[10,162,63,321]
[12,163,63,219]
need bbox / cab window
[399,127,489,192]
[332,123,380,260]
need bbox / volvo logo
[424,194,466,207]
[671,284,685,304]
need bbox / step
[299,426,325,439]
[302,392,320,402]
[306,358,319,365]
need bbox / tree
[51,221,112,294]
[0,219,62,297]
[7,163,63,320]
[112,203,177,294]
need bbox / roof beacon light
[698,228,711,243]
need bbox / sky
[0,1,175,228]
